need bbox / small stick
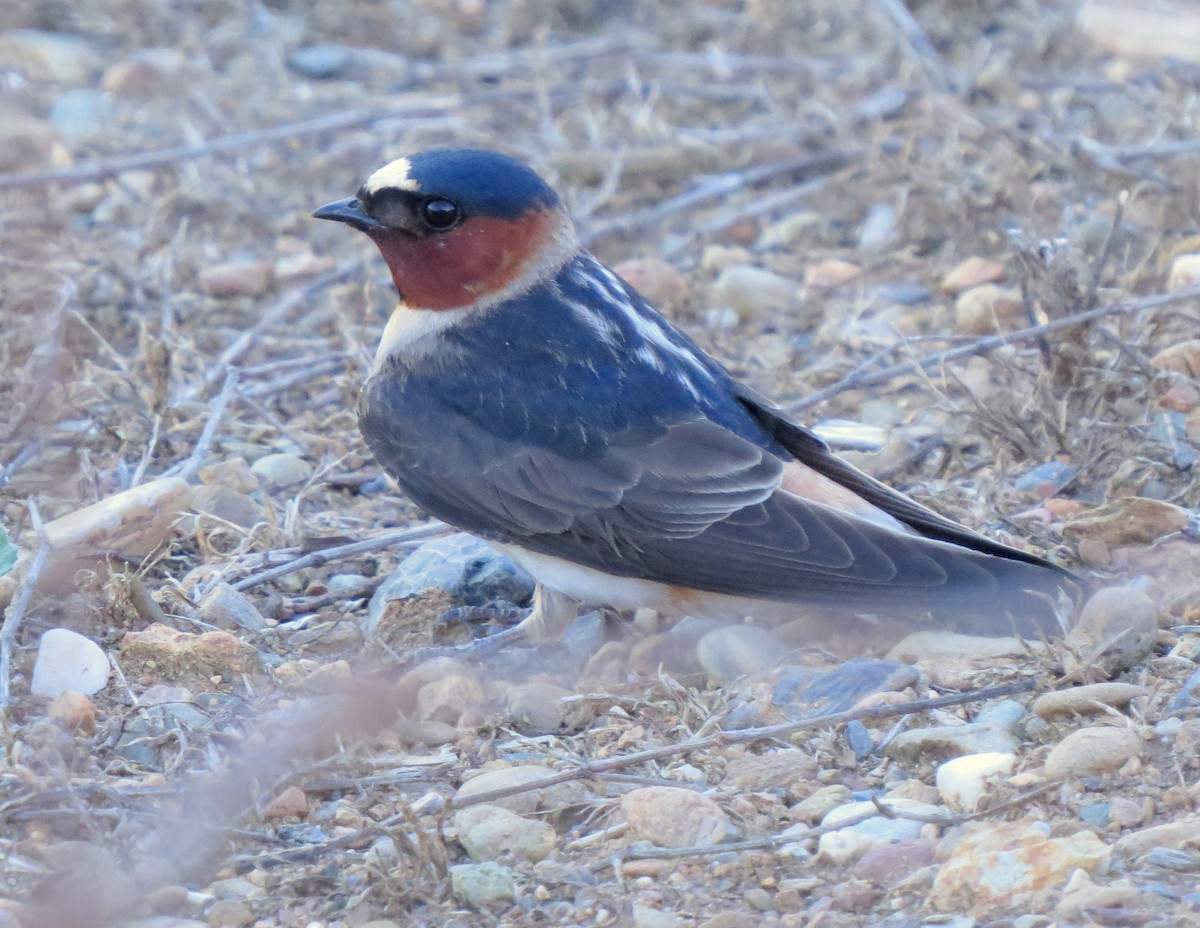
[230,522,447,591]
[1,500,51,709]
[193,261,362,399]
[787,283,1200,412]
[162,370,239,482]
[449,679,1036,810]
[874,0,952,93]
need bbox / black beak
[312,197,387,234]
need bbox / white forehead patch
[365,157,421,195]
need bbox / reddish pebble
[48,691,96,734]
[264,786,308,819]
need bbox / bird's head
[314,149,577,311]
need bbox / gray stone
[197,582,265,632]
[449,862,515,904]
[367,533,534,634]
[49,89,113,137]
[886,700,1026,763]
[250,452,312,488]
[846,720,874,760]
[696,624,780,681]
[1078,802,1112,828]
[288,44,353,79]
[453,804,556,862]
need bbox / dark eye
[420,197,461,231]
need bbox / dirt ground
[3,0,1200,925]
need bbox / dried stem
[787,283,1200,412]
[449,679,1036,810]
[1,500,50,709]
[230,521,447,591]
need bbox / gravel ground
[3,1,1200,926]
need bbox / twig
[161,370,239,482]
[873,0,952,93]
[192,261,362,400]
[284,576,385,615]
[581,150,855,246]
[1,500,51,709]
[0,104,456,191]
[786,283,1200,412]
[620,807,882,861]
[450,679,1035,810]
[230,522,447,591]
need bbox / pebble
[845,720,874,760]
[198,260,273,298]
[1077,802,1111,828]
[620,786,732,848]
[198,458,259,494]
[930,820,1110,914]
[48,89,113,138]
[453,804,556,862]
[1064,497,1189,548]
[288,44,354,79]
[789,785,853,824]
[941,256,1005,294]
[250,452,312,489]
[816,799,939,865]
[757,212,818,250]
[47,690,97,733]
[695,624,780,681]
[1032,682,1147,719]
[449,862,515,904]
[613,257,689,309]
[367,533,534,635]
[710,265,797,318]
[417,674,484,725]
[1014,461,1078,498]
[872,281,931,306]
[724,749,818,797]
[1114,817,1200,857]
[886,630,1029,665]
[886,700,1026,762]
[120,623,263,688]
[206,899,252,928]
[31,628,110,698]
[1044,726,1142,780]
[0,29,98,83]
[102,48,190,96]
[504,681,572,732]
[1168,253,1200,292]
[936,752,1016,812]
[190,485,263,530]
[1151,338,1200,377]
[1063,586,1159,679]
[455,764,567,815]
[801,258,861,298]
[742,887,775,912]
[953,284,1023,335]
[856,203,896,250]
[849,837,936,883]
[197,583,265,632]
[631,903,684,928]
[263,786,308,819]
[1055,872,1148,917]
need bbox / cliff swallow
[315,149,1075,647]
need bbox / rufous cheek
[372,208,556,311]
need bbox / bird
[313,148,1077,651]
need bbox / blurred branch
[787,283,1200,412]
[1,500,49,709]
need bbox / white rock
[31,628,109,697]
[936,752,1016,813]
[251,453,313,488]
[453,804,556,863]
[817,798,942,865]
[709,265,798,318]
